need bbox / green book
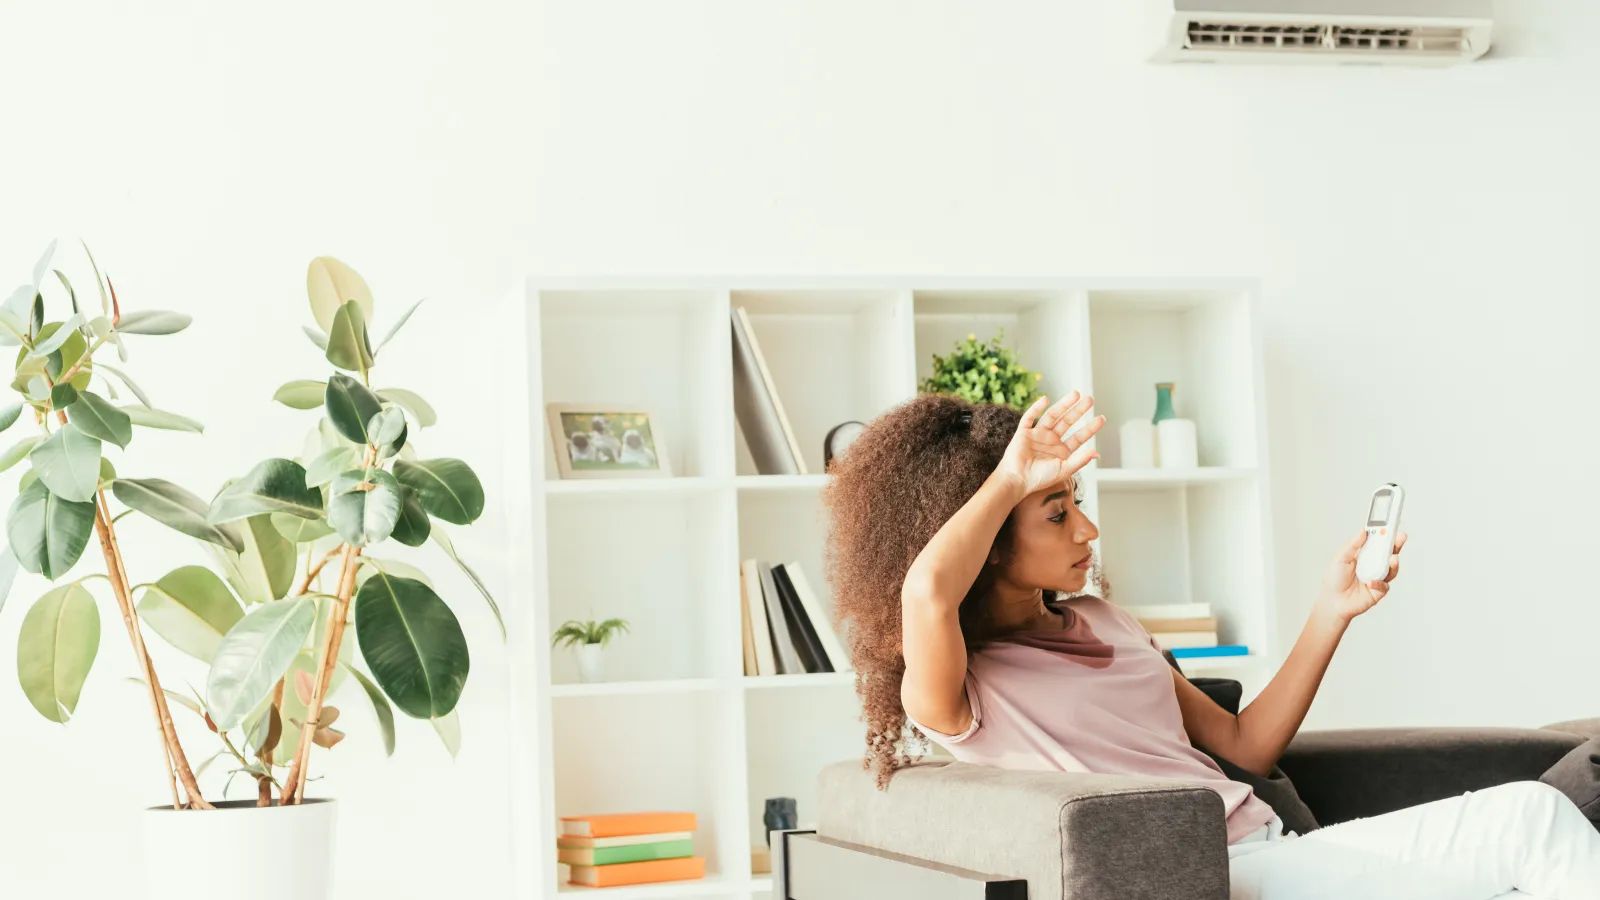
[557,838,694,867]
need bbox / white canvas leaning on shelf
[730,307,808,476]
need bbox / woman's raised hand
[996,393,1105,496]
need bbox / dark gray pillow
[1540,737,1600,825]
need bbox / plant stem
[296,543,345,596]
[282,542,362,803]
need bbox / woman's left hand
[1315,530,1408,623]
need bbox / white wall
[3,1,1599,897]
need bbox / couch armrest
[1279,727,1584,825]
[816,760,1228,900]
[1545,718,1600,741]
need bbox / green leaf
[354,573,469,719]
[0,547,20,615]
[28,316,82,358]
[210,515,296,605]
[24,375,50,402]
[206,596,317,731]
[88,316,112,339]
[390,488,431,547]
[30,240,57,292]
[68,391,132,449]
[367,407,405,449]
[375,388,437,428]
[120,405,203,433]
[273,380,326,410]
[208,459,323,524]
[302,325,328,351]
[30,294,43,340]
[344,664,396,756]
[324,374,383,444]
[306,257,375,334]
[432,710,461,759]
[324,301,374,374]
[29,423,102,502]
[0,402,22,433]
[0,436,42,473]
[328,470,402,547]
[49,382,79,410]
[136,566,245,662]
[98,363,152,407]
[110,478,246,553]
[16,583,100,722]
[270,511,334,543]
[114,310,191,335]
[357,557,434,588]
[430,528,504,641]
[97,458,115,489]
[393,459,484,525]
[304,446,361,487]
[376,298,423,352]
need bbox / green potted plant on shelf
[0,245,501,900]
[920,330,1043,411]
[552,617,630,683]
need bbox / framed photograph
[546,404,673,479]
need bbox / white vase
[1156,418,1199,469]
[143,799,336,900]
[576,643,607,683]
[1119,419,1156,468]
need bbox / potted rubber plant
[0,245,501,900]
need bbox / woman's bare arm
[901,394,1102,736]
[1177,530,1406,775]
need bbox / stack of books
[740,560,851,677]
[1126,603,1247,660]
[558,812,704,888]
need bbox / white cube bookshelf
[501,279,1275,899]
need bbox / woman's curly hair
[823,393,1026,787]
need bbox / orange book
[567,856,705,887]
[1138,616,1217,633]
[560,812,698,838]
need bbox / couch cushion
[1545,718,1600,741]
[817,759,1229,900]
[1540,737,1600,826]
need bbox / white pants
[1228,781,1600,900]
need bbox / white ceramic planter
[576,643,606,683]
[143,799,336,900]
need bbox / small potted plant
[552,618,630,683]
[920,330,1043,411]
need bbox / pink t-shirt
[914,595,1276,844]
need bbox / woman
[824,392,1600,900]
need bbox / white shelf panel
[733,474,829,492]
[550,678,729,698]
[557,873,759,897]
[743,672,854,690]
[545,476,728,495]
[1093,467,1256,491]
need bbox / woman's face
[998,476,1099,594]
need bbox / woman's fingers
[1061,415,1107,454]
[1367,580,1390,601]
[1385,557,1400,583]
[1035,392,1079,432]
[1048,394,1095,438]
[1393,532,1408,554]
[1018,396,1049,432]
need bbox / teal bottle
[1152,382,1176,425]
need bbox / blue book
[1170,645,1249,659]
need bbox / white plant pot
[576,643,607,683]
[143,799,337,900]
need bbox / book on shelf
[1170,645,1249,660]
[741,560,778,676]
[742,559,852,676]
[560,812,698,838]
[730,306,807,475]
[773,563,833,673]
[756,561,805,674]
[1138,616,1217,634]
[1125,602,1211,620]
[1151,631,1218,650]
[557,831,694,849]
[739,565,760,676]
[558,838,695,867]
[567,856,706,888]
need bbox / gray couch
[777,716,1600,900]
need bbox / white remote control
[1355,483,1404,583]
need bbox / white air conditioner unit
[1149,0,1493,65]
